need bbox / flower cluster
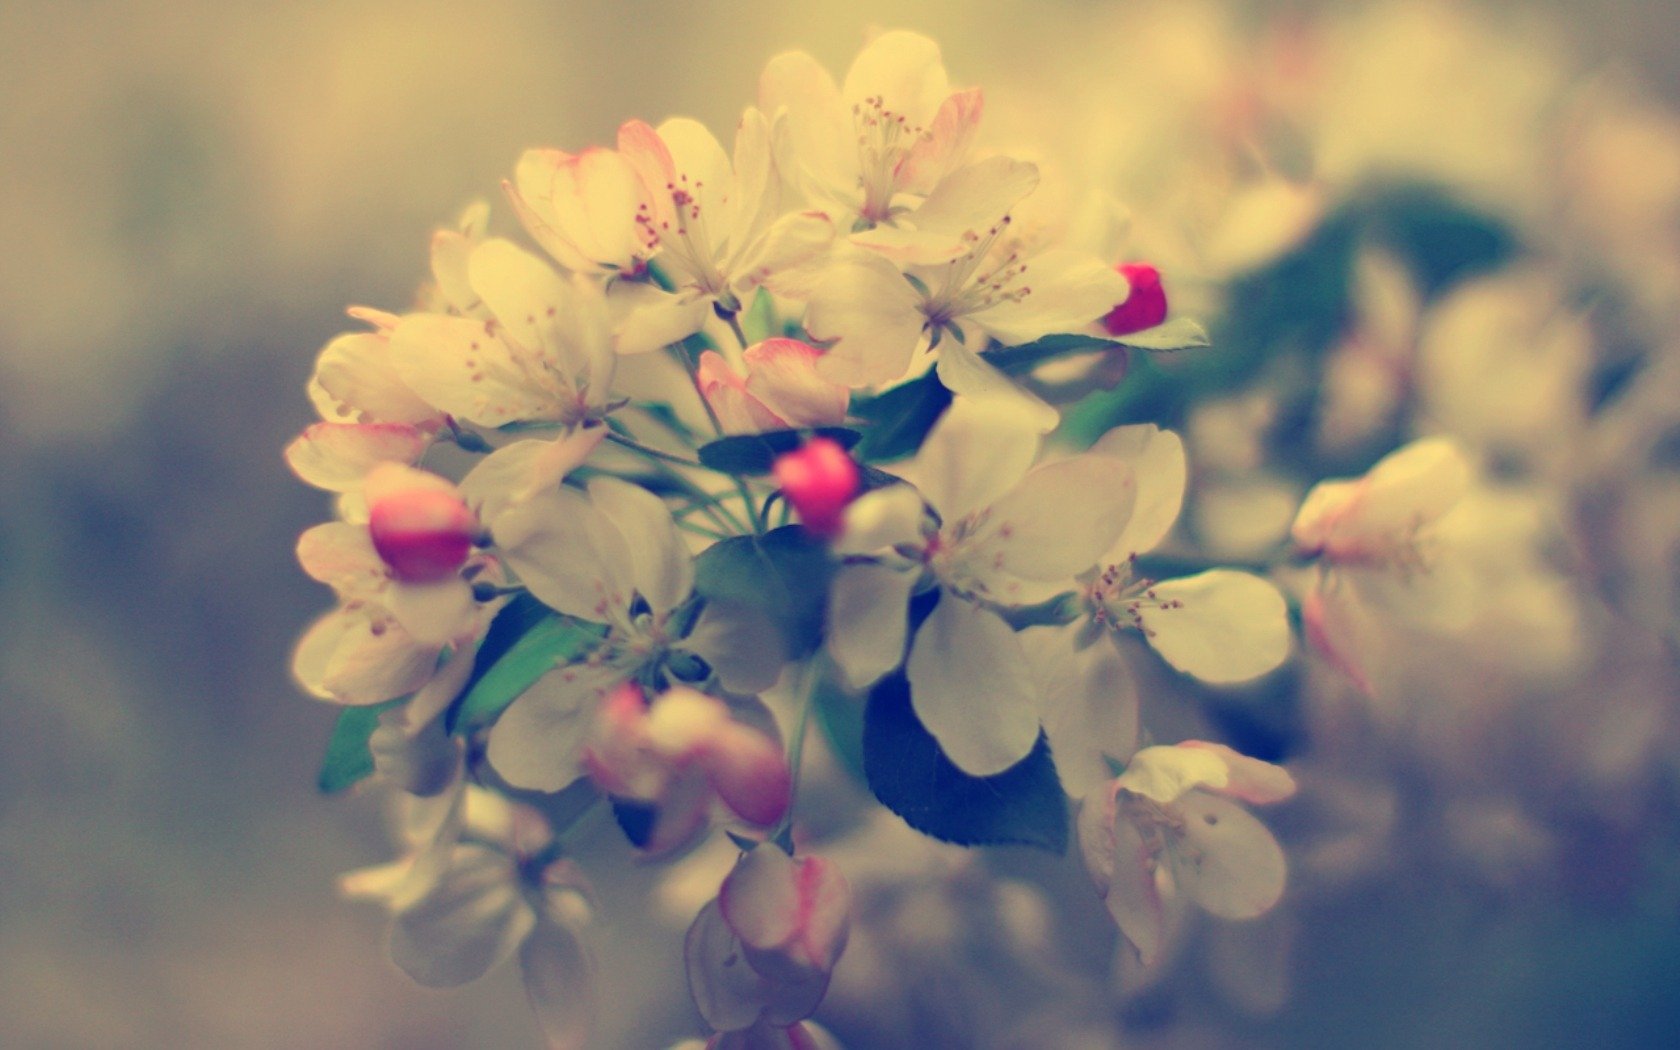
[283,23,1617,1046]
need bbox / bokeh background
[3,1,1679,1046]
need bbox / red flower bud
[772,438,860,539]
[368,487,477,583]
[1101,262,1168,337]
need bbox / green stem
[602,428,752,534]
[605,429,703,469]
[720,309,750,352]
[771,662,818,853]
[675,520,730,541]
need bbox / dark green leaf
[848,371,952,462]
[317,698,404,794]
[611,796,658,849]
[692,525,835,659]
[447,594,605,734]
[1359,181,1519,298]
[863,666,1069,853]
[986,333,1125,374]
[697,427,862,475]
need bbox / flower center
[1087,558,1185,639]
[854,95,927,223]
[919,218,1030,330]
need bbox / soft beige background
[1,1,1676,1047]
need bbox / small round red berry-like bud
[772,438,860,539]
[1101,261,1169,337]
[368,486,477,583]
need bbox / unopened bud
[772,438,859,539]
[369,487,477,583]
[1101,262,1168,337]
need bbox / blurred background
[3,1,1679,1046]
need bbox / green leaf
[1114,317,1211,352]
[696,427,861,476]
[1359,181,1519,298]
[848,371,953,462]
[692,525,835,659]
[741,288,777,344]
[862,665,1069,853]
[317,698,404,794]
[986,333,1123,374]
[447,594,606,734]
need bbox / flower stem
[604,429,703,469]
[771,660,818,853]
[720,309,750,352]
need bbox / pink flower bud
[364,464,478,583]
[773,438,860,539]
[719,848,850,979]
[1101,262,1169,337]
[584,685,791,854]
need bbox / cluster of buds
[685,847,851,1046]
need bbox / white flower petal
[320,618,440,706]
[390,314,555,428]
[1117,745,1229,805]
[853,155,1039,265]
[296,521,385,598]
[654,118,735,248]
[1168,792,1288,920]
[389,844,535,988]
[969,452,1136,582]
[520,919,595,1050]
[741,338,849,429]
[388,578,479,647]
[903,396,1041,524]
[1180,742,1296,805]
[736,211,836,297]
[685,899,770,1032]
[970,249,1131,347]
[1357,437,1473,537]
[285,422,429,493]
[834,484,927,556]
[905,598,1040,776]
[1142,571,1292,684]
[1079,786,1167,965]
[1090,424,1187,561]
[312,330,440,426]
[587,476,692,615]
[841,30,949,123]
[758,50,854,205]
[826,564,916,690]
[933,340,1059,435]
[494,489,635,623]
[609,281,711,355]
[682,603,786,695]
[1299,576,1379,698]
[894,86,984,194]
[461,426,607,524]
[1024,625,1138,797]
[485,665,616,791]
[804,253,926,387]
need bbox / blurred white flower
[1078,741,1296,965]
